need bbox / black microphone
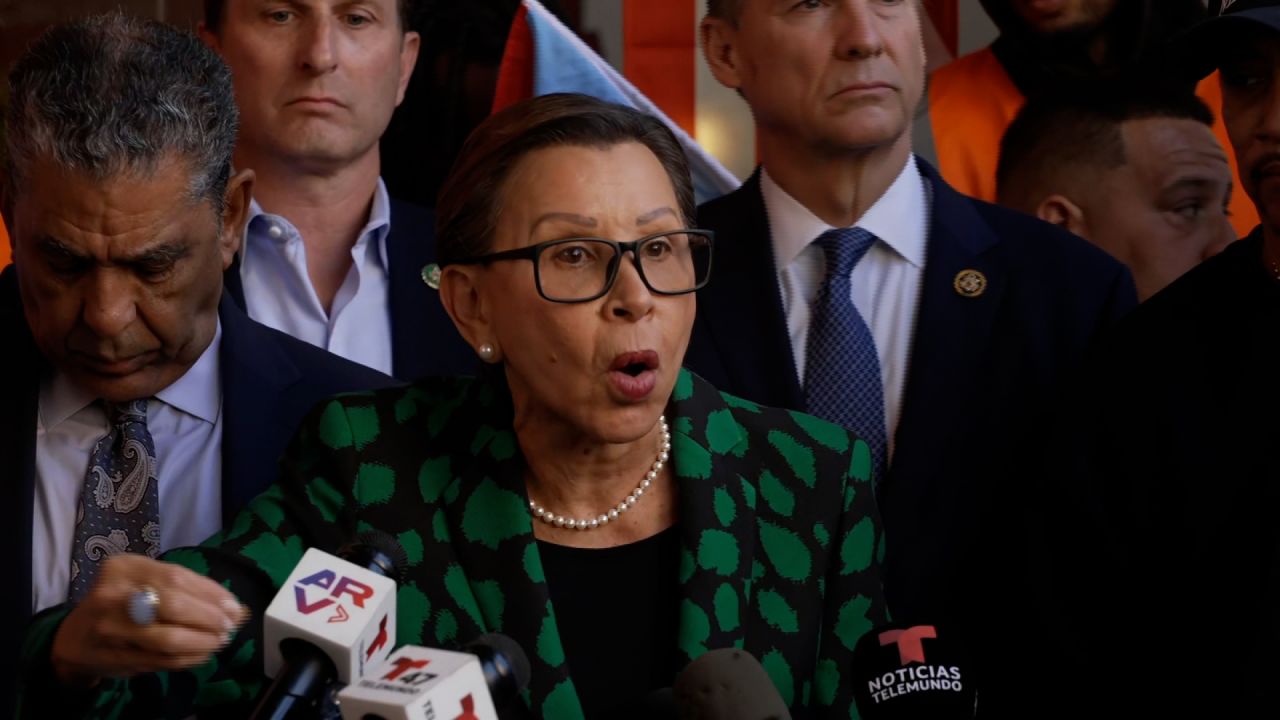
[673,648,793,720]
[467,633,533,712]
[250,531,409,720]
[850,623,976,718]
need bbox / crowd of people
[3,0,1278,718]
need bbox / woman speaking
[21,94,888,719]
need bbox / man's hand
[50,554,249,688]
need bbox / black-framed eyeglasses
[441,229,714,303]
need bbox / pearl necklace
[528,416,671,531]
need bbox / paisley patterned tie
[803,228,888,484]
[68,399,160,601]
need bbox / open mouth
[610,350,660,376]
[608,350,660,400]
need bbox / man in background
[687,0,1135,711]
[199,0,474,380]
[997,84,1237,300]
[928,0,1259,237]
[0,13,392,712]
[1032,1,1280,716]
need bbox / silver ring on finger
[127,585,160,626]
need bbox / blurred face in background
[1220,26,1280,233]
[1007,0,1118,35]
[201,0,419,173]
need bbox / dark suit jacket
[683,159,1136,700]
[18,370,888,719]
[224,197,476,382]
[0,265,396,714]
[1033,231,1280,718]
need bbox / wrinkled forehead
[1121,116,1231,185]
[14,154,215,239]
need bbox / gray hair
[6,12,239,215]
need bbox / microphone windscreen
[341,531,409,584]
[465,632,532,705]
[674,648,792,720]
[850,624,976,719]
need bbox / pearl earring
[477,343,496,361]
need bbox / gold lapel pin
[421,263,442,290]
[953,269,987,298]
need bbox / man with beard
[929,0,1260,237]
[1031,2,1280,716]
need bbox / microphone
[673,648,792,720]
[850,623,976,718]
[336,634,532,720]
[250,531,408,720]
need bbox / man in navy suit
[199,0,474,381]
[691,0,1136,707]
[0,14,394,711]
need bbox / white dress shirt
[761,155,931,456]
[32,324,225,613]
[239,178,395,375]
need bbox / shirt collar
[243,177,393,272]
[39,320,223,429]
[760,155,928,268]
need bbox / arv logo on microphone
[292,568,377,623]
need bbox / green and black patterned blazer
[20,369,888,719]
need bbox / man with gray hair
[0,12,392,712]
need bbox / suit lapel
[889,161,1006,493]
[384,200,433,380]
[668,371,757,660]
[695,174,803,410]
[218,295,302,520]
[430,374,583,719]
[1,268,41,702]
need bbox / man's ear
[438,265,497,361]
[1036,194,1089,239]
[395,31,421,107]
[700,15,745,91]
[219,168,254,270]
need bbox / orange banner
[623,0,696,136]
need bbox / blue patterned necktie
[803,228,888,482]
[68,399,160,601]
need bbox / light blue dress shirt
[238,179,395,375]
[32,323,224,613]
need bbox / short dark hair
[203,0,413,33]
[6,12,238,214]
[996,82,1215,209]
[705,0,742,23]
[435,93,697,265]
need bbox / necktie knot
[815,227,877,279]
[106,399,148,428]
